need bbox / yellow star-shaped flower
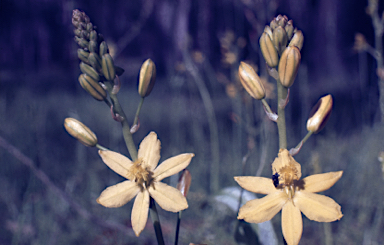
[235,149,343,245]
[97,131,194,236]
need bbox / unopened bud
[259,32,279,68]
[138,59,156,97]
[307,94,333,133]
[177,170,192,197]
[238,61,265,100]
[272,26,288,54]
[64,118,98,147]
[101,53,116,81]
[278,46,301,87]
[285,20,294,40]
[288,30,304,51]
[78,74,107,101]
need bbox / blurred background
[1,0,384,244]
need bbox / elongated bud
[260,32,279,68]
[307,94,333,133]
[238,62,265,100]
[88,40,98,53]
[101,53,116,81]
[278,46,301,87]
[177,170,192,197]
[80,62,100,82]
[288,30,304,51]
[64,118,98,147]
[138,59,156,97]
[74,36,89,49]
[88,52,102,71]
[272,26,288,54]
[285,20,294,40]
[99,41,108,57]
[78,74,107,101]
[77,49,90,64]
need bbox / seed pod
[278,46,301,87]
[64,118,98,147]
[238,61,265,100]
[78,73,107,101]
[259,32,279,68]
[88,52,102,71]
[272,26,288,54]
[77,49,90,64]
[307,94,333,133]
[177,169,192,197]
[102,54,116,81]
[288,30,304,51]
[138,59,156,97]
[99,41,108,56]
[80,62,100,81]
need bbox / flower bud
[138,59,156,97]
[238,62,265,100]
[101,53,116,81]
[285,20,294,40]
[78,73,107,101]
[177,169,192,197]
[272,26,288,54]
[307,94,333,133]
[278,46,301,87]
[259,32,279,68]
[288,30,304,51]
[64,118,98,147]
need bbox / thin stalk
[133,97,145,127]
[296,131,313,149]
[174,211,182,245]
[276,80,288,149]
[96,144,109,151]
[105,82,138,160]
[149,197,165,245]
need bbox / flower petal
[148,182,188,212]
[234,176,276,194]
[294,191,343,222]
[132,190,150,237]
[237,190,288,223]
[282,201,302,245]
[302,171,343,193]
[98,150,132,179]
[138,132,161,171]
[153,153,194,181]
[96,180,140,208]
[272,149,301,179]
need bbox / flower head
[97,131,194,236]
[235,149,342,245]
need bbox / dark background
[1,0,383,244]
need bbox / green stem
[105,82,138,160]
[149,197,165,245]
[261,99,273,115]
[96,144,109,151]
[276,80,288,149]
[296,131,313,149]
[174,211,182,245]
[133,97,145,127]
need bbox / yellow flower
[234,149,342,245]
[97,131,194,236]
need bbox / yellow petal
[237,190,288,223]
[302,171,343,193]
[153,153,194,181]
[138,132,161,171]
[294,191,343,222]
[98,150,132,179]
[148,182,188,212]
[96,180,140,208]
[282,201,302,245]
[132,190,150,237]
[234,176,276,194]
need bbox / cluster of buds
[72,9,124,101]
[259,15,303,88]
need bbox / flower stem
[149,197,165,245]
[133,97,144,127]
[276,80,288,149]
[174,211,182,245]
[105,82,138,161]
[296,131,313,149]
[96,144,109,151]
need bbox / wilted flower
[97,132,194,236]
[235,149,343,245]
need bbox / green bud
[99,41,108,57]
[88,40,98,54]
[238,61,265,100]
[80,62,100,82]
[278,46,301,87]
[64,118,98,147]
[138,59,156,97]
[288,30,304,51]
[307,95,333,133]
[89,30,98,42]
[259,32,279,68]
[272,26,288,54]
[88,52,102,71]
[101,53,116,81]
[74,36,89,49]
[285,20,294,40]
[77,49,90,65]
[78,73,106,101]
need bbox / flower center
[278,165,300,199]
[127,158,153,189]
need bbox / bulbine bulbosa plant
[236,15,342,245]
